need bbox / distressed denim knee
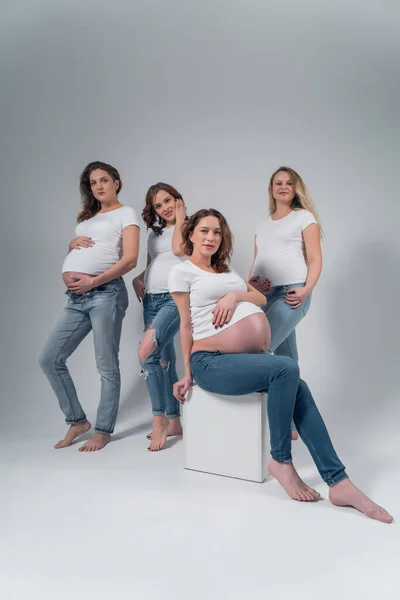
[139,330,166,416]
[140,292,181,417]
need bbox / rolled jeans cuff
[327,472,349,487]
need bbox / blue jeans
[39,278,128,434]
[140,292,181,418]
[191,351,347,486]
[263,282,311,363]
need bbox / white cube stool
[183,386,269,482]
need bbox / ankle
[152,415,167,425]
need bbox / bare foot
[292,430,299,441]
[268,458,320,502]
[79,433,111,452]
[146,418,183,440]
[54,420,91,449]
[148,415,168,452]
[329,479,393,523]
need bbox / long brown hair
[77,161,122,223]
[142,182,183,236]
[181,209,233,274]
[268,166,322,229]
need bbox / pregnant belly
[192,313,271,355]
[62,271,96,288]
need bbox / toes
[307,487,320,500]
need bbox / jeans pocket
[120,287,129,312]
[302,295,312,317]
[96,285,118,293]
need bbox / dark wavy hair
[77,161,122,223]
[142,182,183,236]
[181,209,233,273]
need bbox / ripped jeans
[140,292,181,418]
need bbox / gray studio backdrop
[1,0,399,440]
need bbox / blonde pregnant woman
[169,209,392,523]
[39,161,140,452]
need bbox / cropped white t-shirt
[144,226,187,294]
[62,206,139,275]
[252,209,317,286]
[168,260,263,341]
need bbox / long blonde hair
[268,166,322,230]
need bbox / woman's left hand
[175,198,187,224]
[284,287,309,309]
[67,274,96,294]
[173,376,193,403]
[212,292,238,329]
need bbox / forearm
[180,325,194,376]
[248,260,255,280]
[135,269,146,283]
[235,290,266,307]
[304,257,322,293]
[92,256,138,287]
[172,221,185,256]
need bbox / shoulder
[147,228,156,240]
[119,206,140,227]
[171,261,194,277]
[293,209,317,228]
[168,261,194,292]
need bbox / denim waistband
[96,277,125,288]
[270,281,306,291]
[66,277,126,298]
[144,291,172,300]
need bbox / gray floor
[1,402,398,600]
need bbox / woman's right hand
[69,236,94,250]
[173,375,193,403]
[249,276,271,295]
[132,277,145,302]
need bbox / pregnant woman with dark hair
[168,208,392,523]
[40,161,140,452]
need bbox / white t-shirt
[252,209,317,286]
[62,206,139,275]
[168,260,263,340]
[144,226,187,294]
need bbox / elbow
[172,245,185,257]
[257,291,267,306]
[180,322,192,335]
[125,256,138,271]
[307,256,322,273]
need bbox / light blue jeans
[263,282,311,363]
[191,351,348,486]
[140,292,181,418]
[39,278,128,434]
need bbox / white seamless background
[1,2,399,599]
[1,0,398,439]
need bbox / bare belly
[62,271,96,288]
[192,313,271,355]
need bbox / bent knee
[138,328,157,363]
[39,349,59,373]
[277,356,300,379]
[39,351,50,372]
